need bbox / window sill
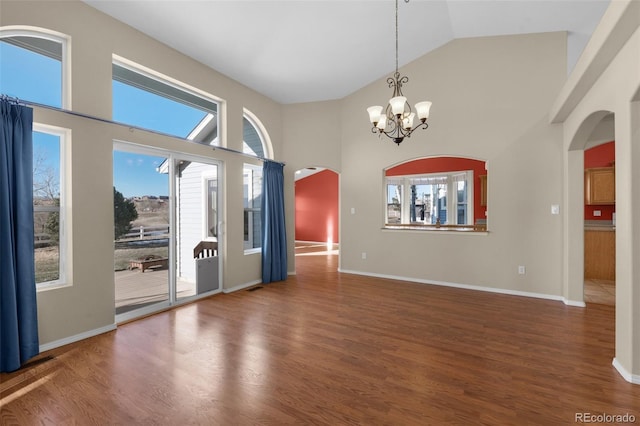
[37,280,72,292]
[383,224,488,234]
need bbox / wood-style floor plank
[2,245,639,425]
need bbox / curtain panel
[0,99,39,372]
[261,161,287,283]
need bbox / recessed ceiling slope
[82,0,610,105]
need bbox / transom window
[0,32,65,107]
[112,60,219,144]
[242,109,271,159]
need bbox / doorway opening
[580,115,615,306]
[294,167,339,264]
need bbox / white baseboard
[613,358,640,385]
[563,299,586,307]
[39,323,117,353]
[223,279,262,293]
[337,268,567,303]
[295,240,339,246]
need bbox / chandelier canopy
[367,0,432,145]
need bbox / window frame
[243,163,262,254]
[111,55,221,145]
[203,173,218,241]
[243,108,273,159]
[384,170,474,227]
[0,27,71,109]
[33,123,70,290]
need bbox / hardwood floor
[2,246,638,425]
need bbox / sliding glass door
[114,144,222,321]
[113,148,170,316]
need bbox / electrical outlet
[362,252,367,260]
[594,210,602,217]
[518,265,526,275]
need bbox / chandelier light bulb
[367,105,384,125]
[403,112,415,130]
[415,101,432,122]
[389,96,407,116]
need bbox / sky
[1,39,208,198]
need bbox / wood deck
[115,268,195,312]
[2,243,638,424]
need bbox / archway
[294,167,339,264]
[566,110,615,307]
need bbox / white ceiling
[83,0,611,105]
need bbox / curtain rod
[0,94,285,166]
[1,94,27,105]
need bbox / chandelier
[367,0,432,145]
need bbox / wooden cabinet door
[479,175,487,207]
[584,230,615,280]
[585,167,615,205]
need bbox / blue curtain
[0,99,39,373]
[261,161,287,283]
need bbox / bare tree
[33,148,59,203]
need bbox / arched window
[0,27,69,108]
[243,109,272,159]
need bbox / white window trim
[112,54,222,145]
[385,170,474,226]
[243,163,262,254]
[243,108,273,159]
[34,123,71,291]
[0,26,72,109]
[202,173,218,242]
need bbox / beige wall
[1,0,285,345]
[333,32,567,296]
[282,100,342,268]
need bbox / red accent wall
[295,169,339,243]
[584,141,615,220]
[386,157,487,222]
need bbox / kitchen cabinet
[479,175,487,207]
[584,228,615,280]
[585,167,615,205]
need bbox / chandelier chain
[395,0,398,73]
[396,0,410,73]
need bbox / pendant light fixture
[367,0,432,145]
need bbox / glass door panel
[113,149,170,316]
[175,161,220,301]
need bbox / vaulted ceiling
[83,0,611,104]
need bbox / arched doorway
[566,110,615,306]
[294,167,339,266]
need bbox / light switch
[551,204,560,215]
[351,207,356,215]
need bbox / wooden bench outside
[128,256,169,273]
